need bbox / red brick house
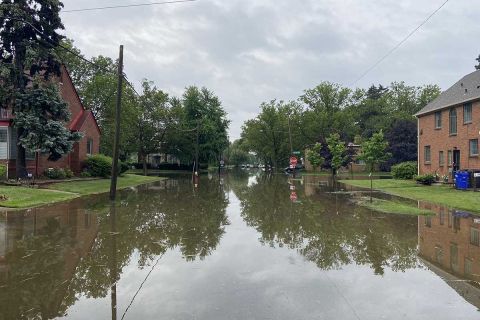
[0,65,101,178]
[416,70,480,178]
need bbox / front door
[453,150,460,172]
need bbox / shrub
[392,161,417,180]
[0,164,7,180]
[120,161,129,175]
[80,171,92,178]
[84,154,113,177]
[44,168,67,180]
[415,174,435,185]
[64,168,74,178]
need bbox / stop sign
[290,156,298,166]
[290,191,298,202]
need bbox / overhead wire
[350,0,450,87]
[62,0,197,13]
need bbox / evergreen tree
[0,0,66,177]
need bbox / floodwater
[1,171,479,320]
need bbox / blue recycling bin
[455,171,470,190]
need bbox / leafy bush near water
[0,164,6,180]
[44,168,74,179]
[392,161,417,180]
[84,154,129,177]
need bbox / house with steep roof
[416,70,480,178]
[0,65,101,178]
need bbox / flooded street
[1,171,479,319]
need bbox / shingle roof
[415,70,480,117]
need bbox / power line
[350,0,450,87]
[62,0,197,13]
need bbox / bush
[44,168,67,180]
[65,168,74,178]
[392,161,417,180]
[415,174,435,185]
[120,161,129,175]
[0,164,6,180]
[84,154,113,177]
[80,171,92,178]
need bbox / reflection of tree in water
[0,218,76,320]
[233,175,418,275]
[70,177,229,300]
[0,177,229,319]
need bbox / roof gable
[415,70,480,117]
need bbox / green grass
[0,187,78,208]
[0,174,165,209]
[341,179,480,213]
[303,171,391,177]
[358,198,434,216]
[48,174,165,195]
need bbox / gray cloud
[60,0,480,139]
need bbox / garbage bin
[469,170,480,188]
[455,171,470,190]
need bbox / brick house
[0,65,101,178]
[416,70,480,178]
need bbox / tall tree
[476,54,480,70]
[0,0,66,177]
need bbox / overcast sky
[60,0,480,140]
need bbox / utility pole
[288,116,293,155]
[110,45,124,201]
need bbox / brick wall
[418,100,480,177]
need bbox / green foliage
[306,143,324,170]
[326,133,347,175]
[415,174,435,186]
[359,131,391,172]
[0,164,7,180]
[392,162,417,180]
[120,162,129,175]
[44,168,67,180]
[84,154,113,178]
[14,83,83,161]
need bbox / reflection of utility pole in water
[109,204,118,320]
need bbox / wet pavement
[0,171,479,319]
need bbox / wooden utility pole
[110,45,124,201]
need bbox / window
[424,146,431,163]
[87,138,93,155]
[435,111,442,129]
[470,228,480,246]
[424,216,432,227]
[470,139,479,156]
[448,150,453,166]
[463,103,472,123]
[439,151,444,166]
[450,243,459,272]
[0,128,7,160]
[449,108,457,135]
[465,258,473,277]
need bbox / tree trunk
[142,154,147,176]
[14,42,27,179]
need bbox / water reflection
[0,172,479,319]
[233,174,419,274]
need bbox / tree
[359,131,391,200]
[0,0,66,177]
[14,82,82,161]
[326,133,348,176]
[384,119,417,170]
[133,80,172,175]
[306,143,323,171]
[476,54,480,70]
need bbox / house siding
[418,100,480,178]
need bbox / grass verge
[47,174,165,195]
[357,197,434,216]
[340,179,480,213]
[0,175,165,209]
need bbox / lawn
[341,179,480,213]
[0,174,165,209]
[357,198,434,216]
[47,174,165,195]
[0,187,77,209]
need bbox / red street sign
[290,156,298,166]
[290,191,298,202]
